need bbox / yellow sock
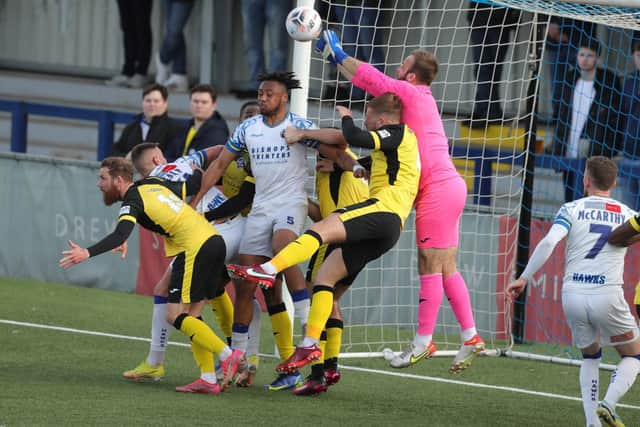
[325,318,344,360]
[210,290,234,341]
[313,330,327,366]
[191,342,214,374]
[306,286,334,340]
[268,303,294,361]
[178,315,227,356]
[271,231,322,272]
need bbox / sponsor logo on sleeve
[377,129,391,139]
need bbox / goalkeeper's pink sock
[416,274,443,336]
[443,272,476,335]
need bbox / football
[285,6,322,42]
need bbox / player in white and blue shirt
[507,156,640,427]
[227,111,315,208]
[148,150,207,183]
[187,72,315,391]
[554,197,634,292]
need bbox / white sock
[201,372,217,383]
[294,299,310,330]
[218,346,233,361]
[147,300,172,366]
[231,331,249,354]
[247,300,262,357]
[413,333,432,348]
[461,327,477,342]
[603,356,640,407]
[301,336,319,347]
[580,357,601,427]
[261,262,278,275]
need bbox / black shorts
[306,243,358,286]
[337,200,402,280]
[168,235,226,304]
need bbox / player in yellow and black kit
[228,92,420,375]
[59,157,243,395]
[294,148,369,395]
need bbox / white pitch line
[340,365,640,410]
[2,318,639,411]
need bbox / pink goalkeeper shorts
[414,175,467,249]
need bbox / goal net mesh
[301,0,640,364]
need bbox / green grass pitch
[0,277,638,426]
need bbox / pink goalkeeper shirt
[352,63,459,191]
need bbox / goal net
[294,0,640,365]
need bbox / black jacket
[547,17,598,50]
[466,3,520,29]
[165,111,229,162]
[111,112,183,157]
[551,66,622,158]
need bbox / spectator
[106,0,153,89]
[550,38,622,202]
[155,0,195,92]
[165,84,229,161]
[617,39,640,210]
[466,2,521,127]
[545,17,598,123]
[320,0,386,101]
[111,84,182,157]
[237,0,291,98]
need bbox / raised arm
[283,126,346,146]
[317,30,412,98]
[190,147,236,208]
[202,145,225,168]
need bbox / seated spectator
[466,2,521,127]
[549,38,622,202]
[111,83,182,157]
[165,84,229,161]
[618,39,640,210]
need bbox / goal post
[291,0,640,366]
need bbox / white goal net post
[288,0,640,364]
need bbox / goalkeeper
[316,29,484,373]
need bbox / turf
[1,277,638,426]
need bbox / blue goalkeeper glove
[317,30,349,65]
[315,36,338,66]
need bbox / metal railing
[0,99,136,161]
[0,98,605,207]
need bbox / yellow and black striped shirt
[119,177,217,256]
[342,118,420,226]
